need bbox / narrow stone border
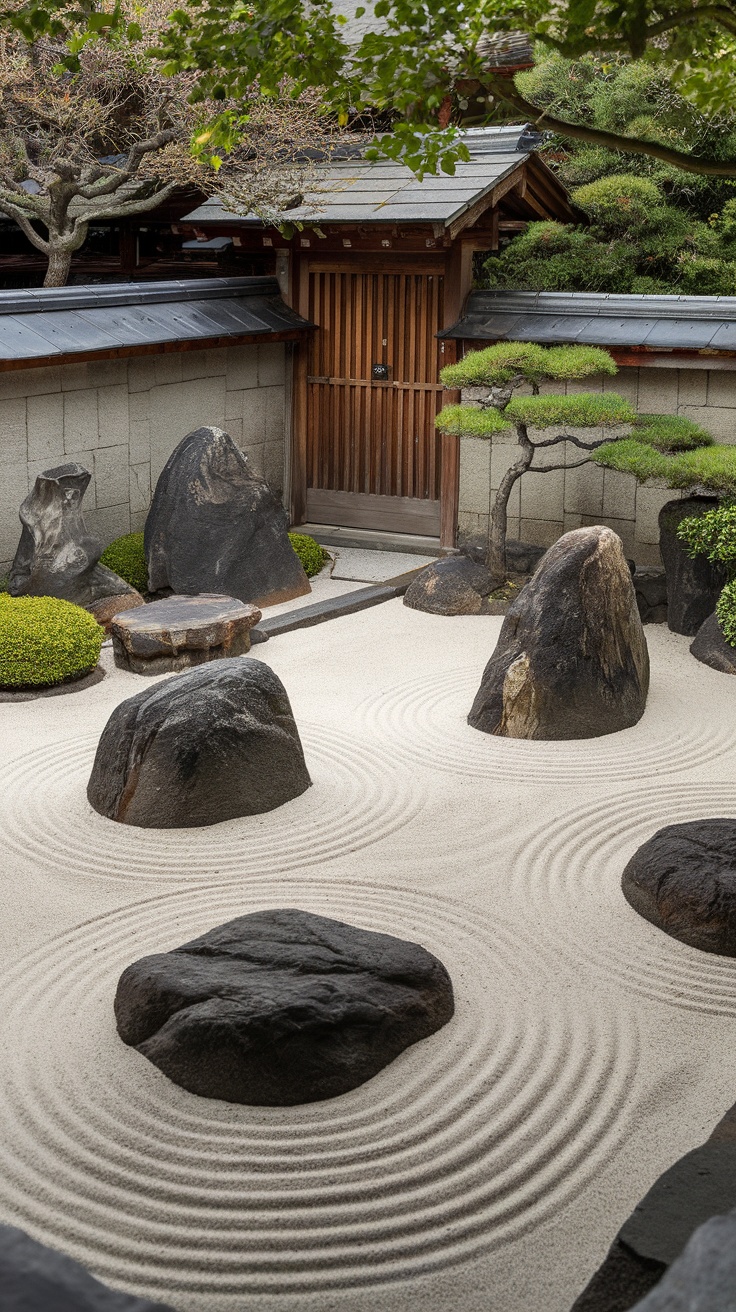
[252,570,423,639]
[0,665,105,703]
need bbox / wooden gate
[304,262,445,535]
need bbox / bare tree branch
[0,196,49,252]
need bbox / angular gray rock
[115,908,454,1104]
[403,556,495,615]
[87,657,311,828]
[659,497,727,636]
[110,593,261,675]
[690,611,736,674]
[0,1223,175,1311]
[622,819,736,955]
[9,464,140,609]
[145,426,310,607]
[469,526,650,740]
[633,567,668,625]
[629,1212,736,1311]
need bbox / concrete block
[519,518,561,548]
[130,509,147,533]
[563,513,583,533]
[707,371,736,408]
[85,503,131,546]
[632,540,663,566]
[225,418,244,447]
[226,345,259,391]
[129,462,151,515]
[581,513,636,557]
[262,439,284,493]
[257,343,286,387]
[0,365,61,399]
[129,419,151,465]
[127,358,157,393]
[567,376,603,394]
[636,485,681,545]
[564,460,604,516]
[0,462,30,562]
[152,354,184,387]
[60,361,92,392]
[63,389,98,454]
[95,385,129,448]
[605,367,638,403]
[244,442,265,479]
[181,349,212,382]
[87,359,127,389]
[460,435,491,517]
[263,386,285,442]
[225,390,246,421]
[637,369,679,414]
[520,464,564,523]
[680,405,736,443]
[241,388,268,445]
[26,392,64,465]
[128,391,150,425]
[603,467,637,521]
[148,376,226,483]
[94,444,129,508]
[677,369,707,407]
[0,397,27,463]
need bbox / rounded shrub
[717,579,736,647]
[288,532,329,578]
[678,501,736,569]
[0,595,104,689]
[99,532,148,592]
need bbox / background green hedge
[99,532,148,592]
[0,595,104,688]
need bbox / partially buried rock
[110,593,261,675]
[622,819,736,955]
[469,525,649,740]
[9,464,142,611]
[114,908,454,1104]
[659,497,727,636]
[87,657,310,828]
[403,555,495,615]
[145,426,310,607]
[690,611,736,674]
[0,1223,175,1311]
[629,1212,736,1311]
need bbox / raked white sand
[1,601,736,1312]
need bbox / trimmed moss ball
[0,596,104,689]
[288,533,329,578]
[717,579,736,647]
[99,532,148,593]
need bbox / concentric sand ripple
[356,664,736,783]
[0,880,639,1300]
[0,724,421,882]
[502,780,736,1015]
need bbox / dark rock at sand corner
[87,656,310,828]
[144,426,310,607]
[622,818,736,955]
[403,555,495,615]
[468,525,649,740]
[114,907,455,1105]
[0,1223,175,1311]
[659,497,727,637]
[690,611,736,675]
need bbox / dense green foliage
[677,502,736,569]
[436,404,511,437]
[288,532,329,577]
[717,580,736,646]
[632,414,713,452]
[593,439,736,495]
[0,595,104,688]
[439,342,617,391]
[506,392,635,429]
[99,533,148,593]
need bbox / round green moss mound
[0,595,104,689]
[99,532,148,593]
[288,533,329,578]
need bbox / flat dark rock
[9,463,137,607]
[629,1212,736,1311]
[115,908,455,1105]
[0,1223,175,1311]
[110,593,261,675]
[145,426,310,607]
[622,819,736,955]
[87,657,311,828]
[469,526,649,740]
[403,556,495,615]
[690,611,736,674]
[659,498,727,636]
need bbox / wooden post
[289,255,310,526]
[439,239,475,547]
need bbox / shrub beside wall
[0,596,104,688]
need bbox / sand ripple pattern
[0,880,639,1298]
[504,780,736,1015]
[0,725,421,883]
[356,665,736,782]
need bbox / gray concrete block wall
[0,343,287,574]
[457,364,736,565]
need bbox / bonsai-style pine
[436,342,634,587]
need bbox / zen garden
[7,3,736,1312]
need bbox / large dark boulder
[87,657,311,828]
[659,498,727,636]
[145,426,310,607]
[0,1223,174,1311]
[621,819,736,955]
[9,464,141,609]
[403,555,495,615]
[629,1212,736,1311]
[115,908,454,1105]
[690,611,736,674]
[468,526,650,740]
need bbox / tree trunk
[43,246,74,287]
[485,424,535,588]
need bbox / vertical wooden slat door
[304,264,444,535]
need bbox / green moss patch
[99,532,148,593]
[288,533,329,578]
[0,595,104,689]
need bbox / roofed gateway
[180,126,576,545]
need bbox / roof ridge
[0,276,280,317]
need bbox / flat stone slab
[111,593,261,675]
[622,819,736,955]
[115,908,454,1105]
